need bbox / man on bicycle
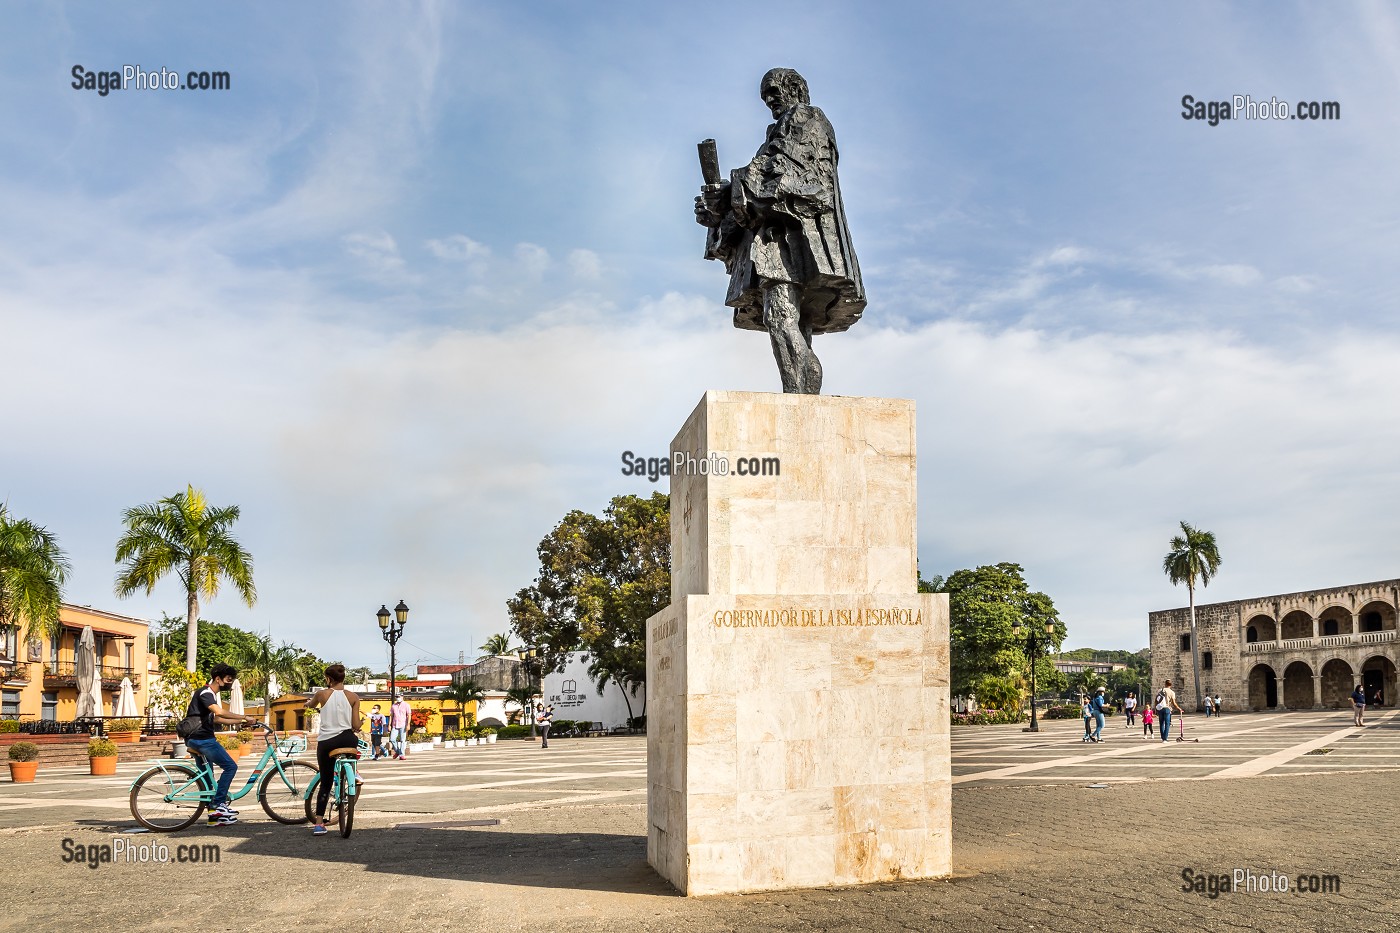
[185,663,257,826]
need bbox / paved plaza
[1,715,1397,931]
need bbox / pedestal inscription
[647,391,952,895]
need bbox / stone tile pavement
[0,720,1396,931]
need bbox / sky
[3,1,1399,669]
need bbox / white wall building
[540,652,642,730]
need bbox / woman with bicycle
[304,663,361,836]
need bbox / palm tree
[479,633,514,657]
[1163,520,1222,712]
[440,678,486,727]
[505,685,536,726]
[231,634,304,713]
[114,485,256,672]
[0,505,71,643]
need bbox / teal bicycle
[302,737,366,837]
[128,722,318,831]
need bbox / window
[1180,633,1191,652]
[1361,612,1382,633]
[1246,626,1258,643]
[1,690,19,718]
[1202,652,1213,670]
[124,643,133,673]
[41,692,58,722]
[1322,620,1338,636]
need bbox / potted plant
[107,718,144,744]
[447,729,463,749]
[482,726,497,744]
[7,742,39,782]
[235,729,254,757]
[88,737,119,775]
[217,734,242,757]
[431,732,443,747]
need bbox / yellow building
[267,691,479,735]
[0,604,151,723]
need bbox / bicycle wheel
[130,764,205,832]
[259,761,317,824]
[303,771,325,824]
[338,768,356,838]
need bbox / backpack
[175,715,204,740]
[1155,689,1168,710]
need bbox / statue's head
[760,68,809,118]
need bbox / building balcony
[40,661,139,690]
[1,662,32,686]
[1242,630,1397,654]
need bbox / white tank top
[318,687,354,737]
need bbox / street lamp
[1013,618,1057,732]
[378,600,408,705]
[522,647,540,739]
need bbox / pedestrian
[1090,686,1109,742]
[1351,683,1366,726]
[1080,696,1093,742]
[1124,693,1137,727]
[1141,703,1154,738]
[1156,679,1182,743]
[1374,688,1385,708]
[389,692,411,759]
[1213,693,1223,717]
[1203,694,1214,717]
[537,703,554,749]
[368,704,387,759]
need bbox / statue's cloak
[704,104,865,334]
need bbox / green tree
[945,562,1066,699]
[152,615,260,679]
[0,505,71,642]
[504,685,537,726]
[114,485,257,672]
[440,678,486,723]
[1163,521,1222,712]
[507,493,669,713]
[479,633,515,658]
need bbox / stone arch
[1280,610,1314,640]
[1360,655,1397,706]
[1245,614,1276,642]
[1319,658,1354,708]
[1282,660,1315,709]
[1357,601,1396,633]
[1248,663,1278,710]
[1317,605,1353,637]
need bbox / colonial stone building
[1149,579,1399,712]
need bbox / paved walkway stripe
[1206,711,1398,779]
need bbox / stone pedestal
[646,391,951,896]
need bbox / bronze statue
[695,68,865,395]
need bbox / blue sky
[3,2,1398,668]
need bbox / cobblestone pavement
[1,722,1396,932]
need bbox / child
[1142,704,1154,737]
[1081,697,1094,742]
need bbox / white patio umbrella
[229,678,245,716]
[114,677,139,718]
[264,672,280,725]
[75,626,103,719]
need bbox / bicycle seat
[328,748,361,758]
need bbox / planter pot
[90,756,117,776]
[431,737,442,746]
[486,734,497,744]
[451,740,463,748]
[8,761,37,783]
[234,744,250,758]
[170,742,187,758]
[108,731,139,744]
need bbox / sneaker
[208,812,238,826]
[214,804,239,817]
[312,824,327,835]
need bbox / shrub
[479,726,496,737]
[552,719,574,735]
[7,742,39,762]
[409,708,432,730]
[1042,705,1083,720]
[0,720,19,734]
[88,737,119,758]
[951,709,1027,726]
[236,730,254,745]
[108,718,144,733]
[217,734,241,751]
[496,725,531,740]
